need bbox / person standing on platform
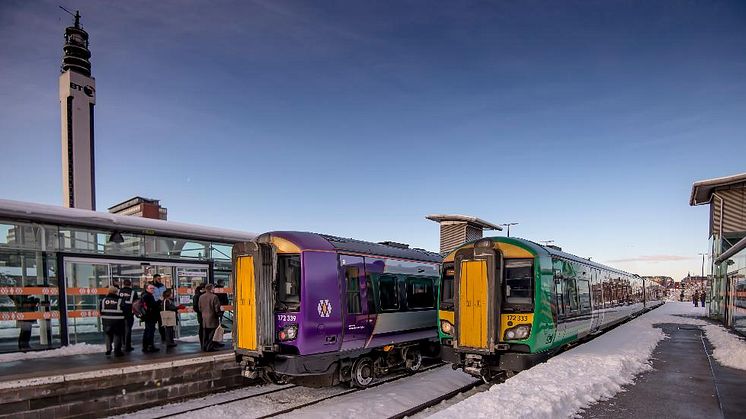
[100,286,125,357]
[161,289,183,348]
[693,290,700,307]
[151,274,167,343]
[118,279,138,352]
[141,284,160,353]
[198,284,222,352]
[679,289,684,302]
[700,290,706,308]
[192,284,205,347]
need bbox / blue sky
[1,0,745,279]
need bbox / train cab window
[276,255,301,312]
[406,277,435,309]
[504,259,533,305]
[345,266,362,314]
[378,274,399,311]
[440,265,455,309]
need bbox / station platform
[0,339,247,419]
[581,316,746,419]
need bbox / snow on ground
[0,342,104,362]
[431,302,746,419]
[277,366,476,419]
[703,323,746,370]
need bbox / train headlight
[440,319,455,335]
[278,324,298,341]
[504,324,531,340]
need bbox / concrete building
[426,214,502,254]
[59,11,96,210]
[108,196,168,220]
[690,172,746,335]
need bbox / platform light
[108,231,124,244]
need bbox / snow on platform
[431,302,746,419]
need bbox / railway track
[149,362,445,419]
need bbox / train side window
[555,273,564,318]
[345,266,362,314]
[378,274,399,311]
[577,279,591,312]
[406,276,435,309]
[564,278,579,312]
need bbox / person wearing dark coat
[192,284,205,347]
[197,284,223,352]
[161,289,183,348]
[693,290,699,307]
[141,284,161,352]
[100,286,125,356]
[118,279,139,352]
[700,290,706,307]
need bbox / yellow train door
[235,256,257,351]
[458,259,488,349]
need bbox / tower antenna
[58,6,80,27]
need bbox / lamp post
[698,252,706,279]
[500,222,518,237]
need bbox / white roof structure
[425,214,503,230]
[690,172,746,205]
[0,199,255,243]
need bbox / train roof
[464,236,636,277]
[0,199,256,244]
[263,231,442,263]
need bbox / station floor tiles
[580,322,746,419]
[0,340,233,383]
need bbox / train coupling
[463,354,486,378]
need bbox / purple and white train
[232,231,442,387]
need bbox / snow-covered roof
[425,214,503,230]
[690,172,746,205]
[0,199,256,244]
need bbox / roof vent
[546,245,563,251]
[378,241,409,249]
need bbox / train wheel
[351,357,374,387]
[269,372,289,385]
[405,349,422,372]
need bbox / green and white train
[437,237,664,380]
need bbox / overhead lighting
[109,231,124,244]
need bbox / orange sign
[0,287,58,296]
[0,311,60,321]
[65,288,109,296]
[67,310,100,318]
[176,287,233,295]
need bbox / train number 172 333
[506,314,530,322]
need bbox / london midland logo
[317,299,332,318]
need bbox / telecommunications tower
[59,9,96,210]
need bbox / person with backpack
[141,284,161,353]
[118,279,138,352]
[100,286,125,357]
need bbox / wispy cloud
[606,255,694,263]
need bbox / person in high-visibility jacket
[100,286,125,356]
